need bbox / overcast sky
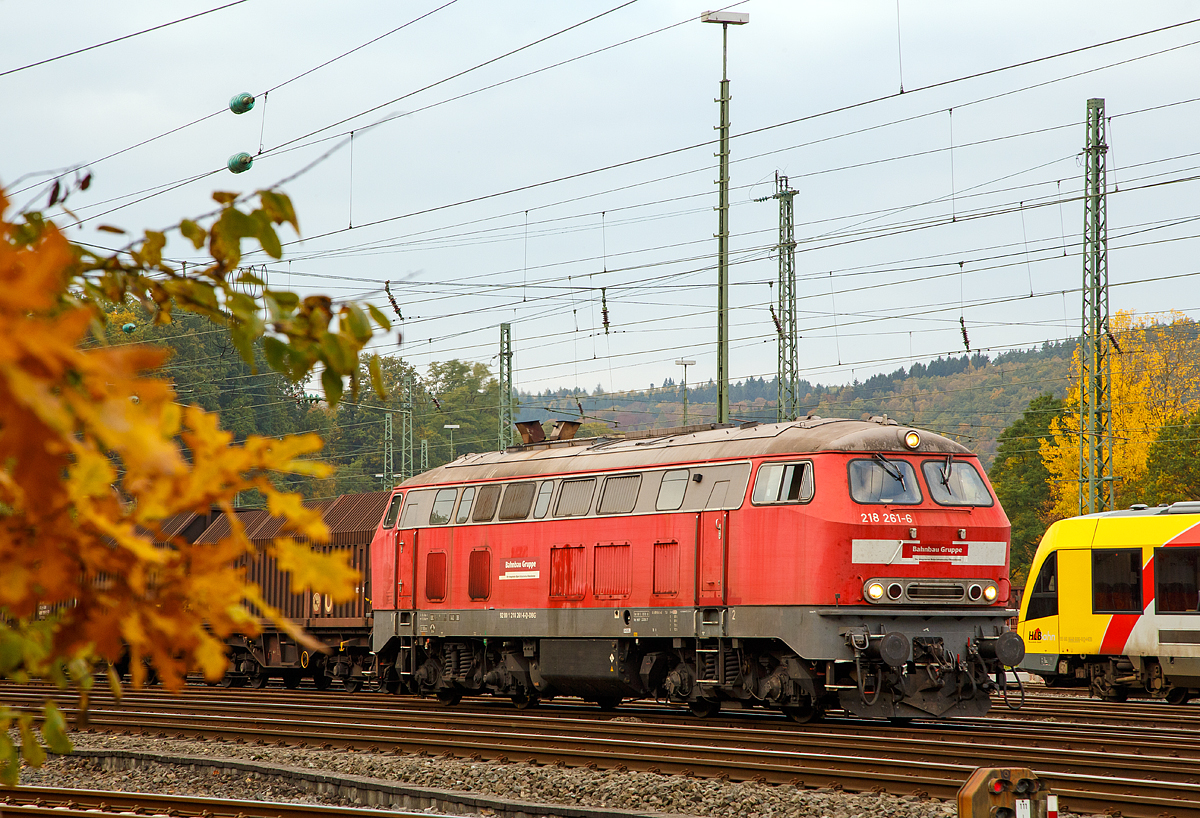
[4,1,1199,409]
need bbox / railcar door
[697,481,730,606]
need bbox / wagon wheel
[1100,686,1128,703]
[687,699,720,719]
[342,677,364,694]
[1166,687,1192,705]
[282,671,302,690]
[511,692,539,710]
[313,672,333,691]
[436,690,462,706]
[595,696,621,711]
[783,702,823,724]
[214,674,236,688]
[245,666,270,689]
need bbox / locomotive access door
[396,526,417,610]
[697,480,730,606]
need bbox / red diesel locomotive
[369,416,1024,721]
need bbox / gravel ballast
[12,733,1098,818]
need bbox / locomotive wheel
[342,677,364,694]
[215,675,236,688]
[313,673,333,691]
[595,696,621,711]
[512,693,539,710]
[783,703,823,724]
[437,690,462,706]
[1100,686,1128,702]
[383,676,402,695]
[687,699,721,719]
[282,671,302,690]
[1166,687,1192,705]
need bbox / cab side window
[381,493,403,529]
[1025,552,1057,620]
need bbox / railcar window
[533,480,554,519]
[1093,548,1143,613]
[752,462,814,505]
[429,489,457,525]
[599,474,642,514]
[473,484,501,522]
[1025,552,1058,620]
[381,493,403,529]
[455,487,476,525]
[499,482,537,520]
[847,458,922,505]
[554,478,596,517]
[1155,547,1200,613]
[921,459,994,507]
[656,469,689,511]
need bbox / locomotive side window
[455,487,476,525]
[1093,548,1143,613]
[472,484,501,522]
[656,469,689,511]
[1025,551,1058,620]
[921,458,994,507]
[381,493,404,529]
[848,457,922,505]
[399,490,429,528]
[499,481,537,520]
[752,462,813,505]
[599,474,642,514]
[533,480,555,519]
[468,549,491,600]
[429,489,457,525]
[554,478,596,517]
[1155,547,1200,613]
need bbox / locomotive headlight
[983,584,998,602]
[903,430,921,449]
[866,582,885,601]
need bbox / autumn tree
[1041,311,1200,517]
[0,184,391,783]
[988,394,1063,583]
[1140,408,1200,504]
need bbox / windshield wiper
[940,454,954,489]
[873,452,905,490]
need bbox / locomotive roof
[400,416,973,487]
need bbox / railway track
[3,683,1198,817]
[0,786,433,818]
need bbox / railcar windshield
[921,457,994,507]
[848,456,922,505]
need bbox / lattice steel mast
[400,374,414,481]
[1078,97,1113,514]
[773,173,798,421]
[499,323,514,450]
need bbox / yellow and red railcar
[370,416,1023,720]
[1018,503,1200,702]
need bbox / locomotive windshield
[921,458,994,507]
[848,457,922,504]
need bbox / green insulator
[122,323,136,334]
[228,152,253,174]
[229,92,255,114]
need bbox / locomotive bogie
[1019,504,1200,702]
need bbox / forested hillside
[125,302,1074,499]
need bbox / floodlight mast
[702,10,748,424]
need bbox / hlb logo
[1027,628,1043,642]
